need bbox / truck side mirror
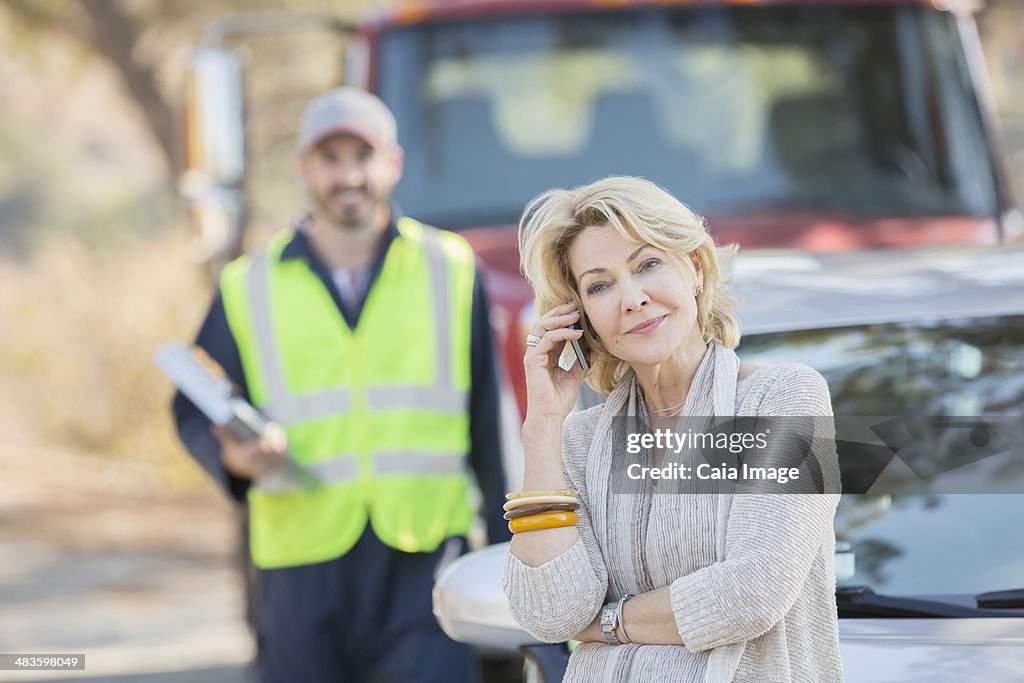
[183,47,245,187]
[181,47,246,277]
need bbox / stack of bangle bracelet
[503,488,580,533]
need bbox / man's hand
[211,422,288,480]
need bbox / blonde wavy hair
[518,176,741,396]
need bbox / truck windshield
[739,315,1024,597]
[378,5,997,230]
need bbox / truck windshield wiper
[837,586,1024,618]
[976,589,1024,609]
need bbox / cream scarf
[587,340,746,682]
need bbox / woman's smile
[626,314,668,335]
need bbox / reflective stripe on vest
[256,451,467,493]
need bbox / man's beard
[316,186,379,231]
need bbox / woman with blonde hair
[502,176,842,682]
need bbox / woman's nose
[620,277,650,312]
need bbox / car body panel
[433,543,542,650]
[729,243,1024,335]
[840,619,1024,681]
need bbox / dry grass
[0,230,221,497]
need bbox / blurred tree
[2,0,179,175]
[0,0,388,240]
[78,0,180,174]
[0,0,387,181]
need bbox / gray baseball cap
[297,87,398,154]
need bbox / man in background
[173,86,509,682]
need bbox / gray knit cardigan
[503,363,844,682]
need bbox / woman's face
[568,224,705,368]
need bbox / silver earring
[695,284,704,297]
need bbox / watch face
[601,606,616,630]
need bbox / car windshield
[379,5,997,230]
[738,315,1024,597]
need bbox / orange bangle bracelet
[507,510,578,534]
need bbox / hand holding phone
[523,302,595,420]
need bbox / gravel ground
[0,439,253,682]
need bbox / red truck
[183,0,1018,427]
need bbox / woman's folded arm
[503,466,608,642]
[669,492,838,651]
[503,411,609,643]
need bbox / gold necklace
[648,396,687,416]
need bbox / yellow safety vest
[220,218,477,569]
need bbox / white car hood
[840,618,1024,681]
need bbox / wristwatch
[600,594,634,645]
[600,602,618,645]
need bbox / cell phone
[569,322,591,372]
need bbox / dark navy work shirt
[172,212,512,545]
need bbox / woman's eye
[586,282,607,296]
[640,258,661,271]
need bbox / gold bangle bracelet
[508,510,578,534]
[505,489,578,500]
[503,495,579,512]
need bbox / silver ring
[525,334,542,347]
